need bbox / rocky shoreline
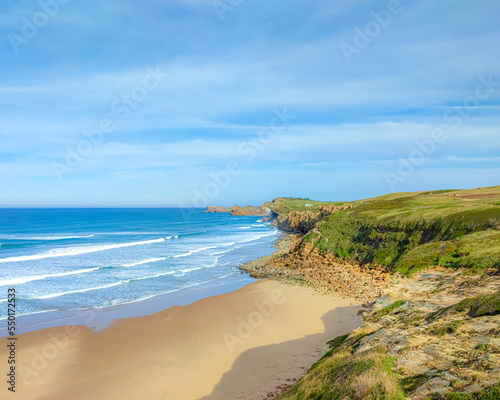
[240,233,389,303]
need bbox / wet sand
[1,280,362,400]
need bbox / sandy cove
[1,280,362,400]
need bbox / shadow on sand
[199,305,361,400]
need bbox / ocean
[0,208,279,330]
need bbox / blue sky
[0,0,499,206]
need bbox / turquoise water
[0,208,278,321]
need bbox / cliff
[265,188,500,276]
[205,204,270,216]
[240,187,500,399]
[267,203,353,233]
[205,206,232,213]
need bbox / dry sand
[1,280,363,400]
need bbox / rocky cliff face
[242,237,389,302]
[270,204,353,233]
[231,204,269,216]
[354,269,500,399]
[245,202,389,301]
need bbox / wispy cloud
[0,0,499,205]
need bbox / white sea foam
[209,248,234,256]
[0,238,166,264]
[173,267,203,276]
[121,257,166,268]
[235,230,278,243]
[33,270,180,300]
[36,281,125,299]
[0,267,100,286]
[172,242,235,258]
[132,271,176,281]
[239,226,252,229]
[88,272,239,310]
[207,232,277,256]
[0,308,62,321]
[0,234,94,241]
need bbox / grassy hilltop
[258,187,500,400]
[268,186,500,276]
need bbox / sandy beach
[3,280,363,400]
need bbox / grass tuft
[276,341,405,400]
[366,300,406,323]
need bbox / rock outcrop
[230,204,269,216]
[270,204,353,233]
[242,237,389,302]
[273,267,500,399]
[331,269,500,399]
[205,206,232,213]
[205,204,270,216]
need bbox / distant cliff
[205,204,270,216]
[205,206,232,213]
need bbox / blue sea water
[0,208,278,323]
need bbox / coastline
[2,279,363,400]
[0,271,257,336]
[0,220,280,336]
[0,230,364,399]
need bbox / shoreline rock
[240,234,389,303]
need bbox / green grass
[366,301,406,323]
[456,292,500,317]
[295,186,500,275]
[427,320,464,336]
[429,291,500,322]
[401,374,427,394]
[266,197,347,213]
[276,345,405,400]
[393,230,500,275]
[441,383,500,399]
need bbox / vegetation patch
[427,320,464,336]
[433,383,500,399]
[276,345,405,400]
[313,334,349,365]
[401,373,427,394]
[366,300,406,323]
[456,292,500,317]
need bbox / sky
[0,0,499,207]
